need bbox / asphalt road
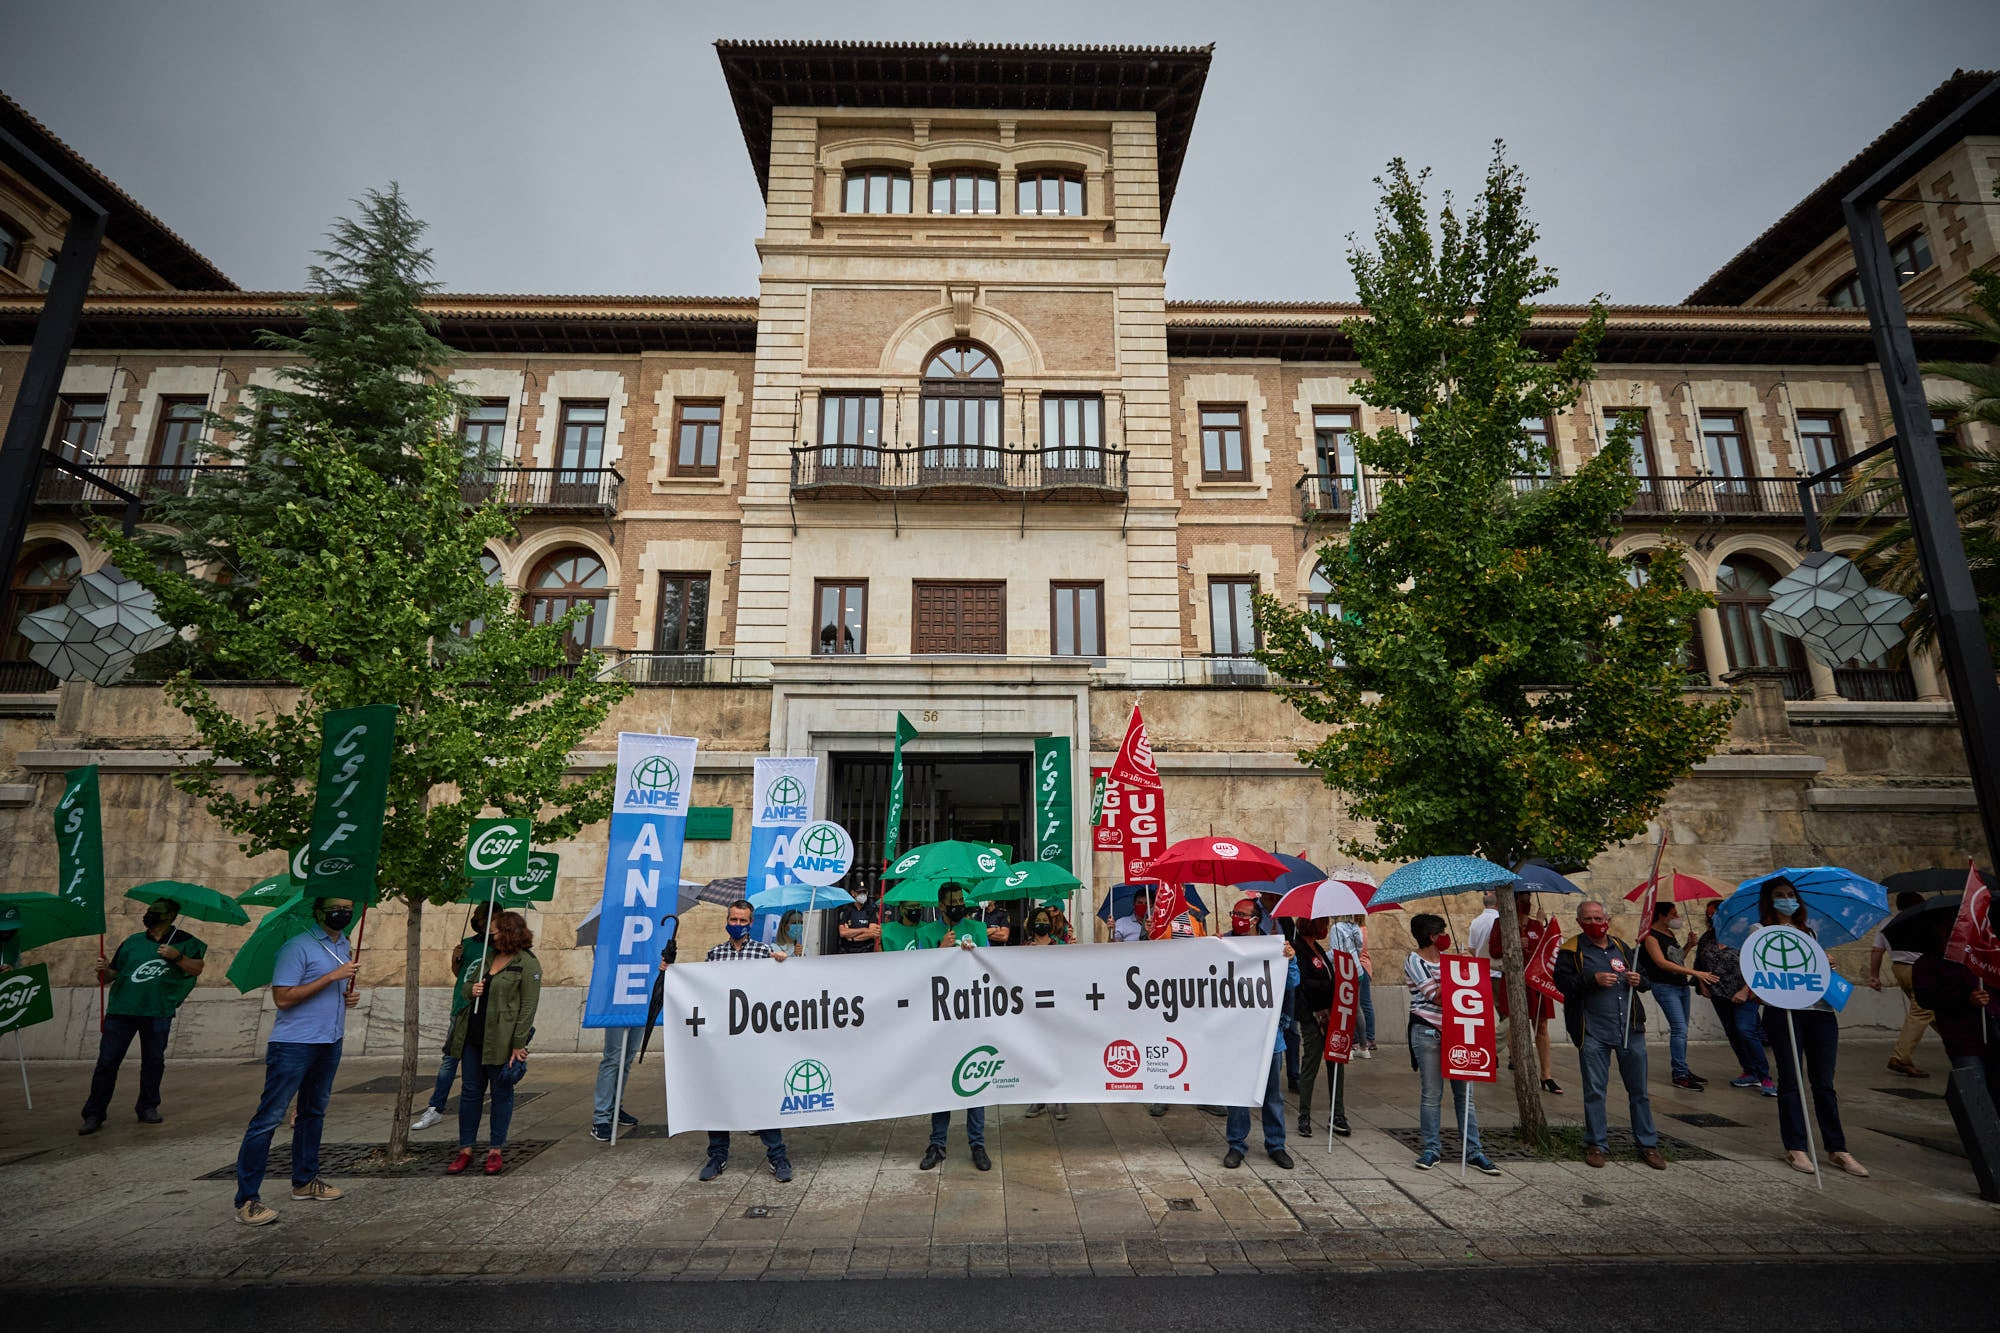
[14,1261,1997,1331]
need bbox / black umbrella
[1880,894,1963,954]
[1883,866,1994,896]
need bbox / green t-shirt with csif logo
[106,929,207,1018]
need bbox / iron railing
[1297,471,1907,523]
[34,463,621,514]
[791,443,1128,499]
[1832,665,1919,702]
[33,462,229,504]
[0,660,59,692]
[609,652,772,685]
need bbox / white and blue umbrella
[1373,855,1518,906]
[749,883,856,914]
[1712,866,1891,949]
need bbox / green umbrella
[0,892,99,952]
[881,840,1010,885]
[974,860,1081,904]
[225,890,357,994]
[125,880,249,927]
[237,871,294,908]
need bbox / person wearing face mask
[1553,899,1664,1170]
[79,897,207,1135]
[1693,897,1774,1096]
[1291,916,1350,1138]
[883,900,928,952]
[1756,880,1867,1178]
[1404,914,1501,1175]
[1224,898,1300,1170]
[836,886,882,954]
[1020,904,1072,1122]
[701,899,792,1183]
[919,884,992,1170]
[232,897,360,1225]
[1639,900,1720,1090]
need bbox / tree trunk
[385,893,423,1163]
[1496,887,1548,1141]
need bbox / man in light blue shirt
[233,898,359,1225]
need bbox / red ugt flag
[1111,705,1165,883]
[1324,950,1360,1063]
[1523,916,1565,1005]
[1144,882,1187,941]
[1438,953,1499,1082]
[1946,861,2000,985]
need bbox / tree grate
[1669,1112,1745,1128]
[338,1076,547,1110]
[1381,1126,1720,1162]
[196,1139,559,1180]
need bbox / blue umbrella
[1231,852,1328,898]
[1713,866,1891,949]
[1095,883,1211,922]
[1373,855,1518,906]
[1514,859,1585,896]
[749,883,856,913]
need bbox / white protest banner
[584,733,698,1027]
[661,934,1286,1131]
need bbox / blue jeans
[1652,982,1693,1078]
[1709,995,1769,1081]
[1411,1023,1482,1158]
[1357,970,1376,1045]
[708,1127,787,1166]
[1226,1050,1288,1155]
[82,1014,172,1120]
[1580,1022,1657,1150]
[458,1061,516,1148]
[1765,1007,1844,1154]
[592,1027,637,1125]
[426,1049,461,1113]
[929,1107,986,1149]
[235,1039,342,1206]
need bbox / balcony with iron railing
[1297,470,1908,523]
[790,443,1128,502]
[34,462,622,515]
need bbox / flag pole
[1785,1011,1822,1191]
[1459,1084,1472,1181]
[473,878,500,1014]
[610,1029,629,1147]
[14,1029,28,1109]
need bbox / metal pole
[1841,73,2000,871]
[1459,1083,1472,1181]
[1784,1011,1822,1191]
[610,1029,629,1146]
[14,1030,28,1110]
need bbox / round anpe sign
[788,821,854,888]
[1743,925,1833,1010]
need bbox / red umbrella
[1623,872,1721,903]
[1145,836,1286,886]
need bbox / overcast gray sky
[5,1,1997,303]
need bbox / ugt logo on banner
[1438,953,1498,1081]
[1324,950,1359,1063]
[585,733,699,1028]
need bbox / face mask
[1030,920,1050,937]
[142,910,167,929]
[725,923,750,941]
[319,907,354,930]
[1667,917,1685,932]
[1581,920,1610,940]
[1230,916,1257,936]
[1432,934,1452,952]
[784,922,803,943]
[899,909,921,925]
[1771,897,1800,916]
[944,905,968,922]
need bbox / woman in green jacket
[446,910,541,1176]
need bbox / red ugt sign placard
[1324,950,1359,1064]
[1092,767,1124,853]
[1438,953,1498,1082]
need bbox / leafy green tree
[1254,149,1735,1138]
[100,187,628,1160]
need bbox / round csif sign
[788,821,854,887]
[1744,924,1833,1010]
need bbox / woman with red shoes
[445,910,541,1177]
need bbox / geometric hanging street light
[17,567,176,686]
[1761,550,1914,669]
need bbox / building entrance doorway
[829,752,1028,901]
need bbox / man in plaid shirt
[700,899,793,1183]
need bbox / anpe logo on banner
[1103,1038,1142,1088]
[625,754,683,810]
[780,1059,834,1115]
[762,774,810,821]
[952,1045,1020,1097]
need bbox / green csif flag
[882,712,919,866]
[299,704,398,904]
[0,962,56,1038]
[54,765,105,933]
[1033,737,1073,871]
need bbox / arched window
[0,213,25,274]
[1625,552,1703,678]
[920,342,1002,474]
[461,551,505,638]
[1715,556,1807,695]
[4,543,82,676]
[1017,171,1085,216]
[526,549,608,656]
[929,168,998,215]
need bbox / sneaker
[290,1179,343,1202]
[1223,1147,1245,1169]
[235,1199,278,1226]
[590,1122,612,1142]
[618,1109,640,1126]
[1359,1044,1375,1060]
[1413,1150,1440,1171]
[411,1106,444,1131]
[1759,1079,1778,1098]
[1052,1104,1069,1121]
[1024,1104,1048,1118]
[1297,1116,1313,1137]
[137,1109,163,1125]
[699,1158,726,1182]
[1671,1073,1704,1091]
[1468,1154,1502,1177]
[1331,1118,1352,1138]
[772,1158,793,1183]
[919,1144,946,1170]
[446,1148,474,1176]
[971,1145,992,1172]
[1268,1148,1295,1170]
[483,1150,504,1176]
[1729,1074,1761,1089]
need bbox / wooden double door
[912,580,1006,654]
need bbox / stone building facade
[0,46,1989,1056]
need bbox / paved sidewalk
[1,1039,1994,1284]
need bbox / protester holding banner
[1912,911,2000,1103]
[1693,897,1774,1095]
[232,897,359,1225]
[1488,894,1560,1095]
[413,903,491,1132]
[1224,922,1298,1170]
[1292,916,1349,1137]
[444,911,540,1176]
[1755,880,1867,1178]
[79,897,207,1134]
[1640,900,1719,1090]
[921,885,993,1171]
[700,900,794,1183]
[1403,914,1501,1175]
[1553,900,1665,1170]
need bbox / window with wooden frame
[151,396,207,472]
[459,398,508,462]
[929,168,999,215]
[1603,408,1659,493]
[1050,582,1104,657]
[1716,556,1806,690]
[653,572,711,653]
[842,168,912,214]
[526,548,609,655]
[1199,404,1249,481]
[555,399,607,475]
[0,213,24,273]
[814,579,867,655]
[818,393,882,471]
[1890,229,1934,284]
[1040,394,1103,473]
[1824,272,1865,308]
[49,394,107,463]
[1698,410,1754,493]
[1208,576,1260,657]
[672,399,723,477]
[1304,565,1344,666]
[1017,171,1084,216]
[1312,408,1358,484]
[1795,411,1848,493]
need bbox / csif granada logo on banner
[952,1045,1021,1097]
